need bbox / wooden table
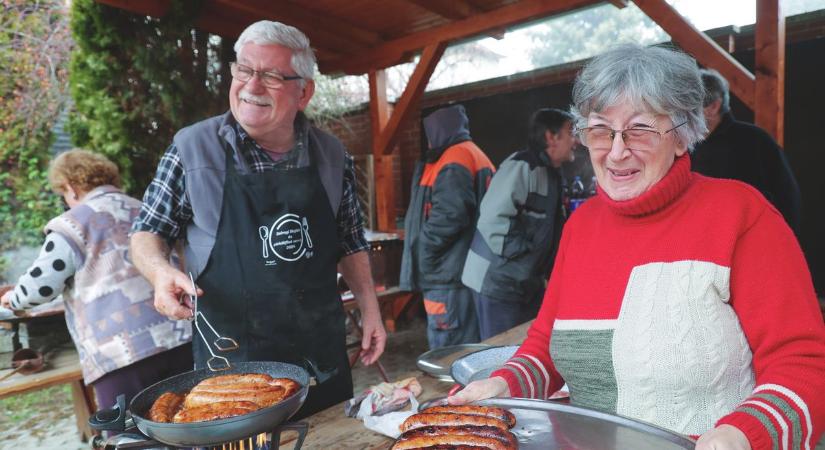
[0,342,96,441]
[292,321,531,449]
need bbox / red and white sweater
[492,155,825,449]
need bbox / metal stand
[271,421,308,450]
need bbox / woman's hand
[0,289,13,309]
[447,376,510,405]
[695,425,751,450]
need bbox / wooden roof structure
[97,0,786,231]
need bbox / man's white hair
[234,20,316,82]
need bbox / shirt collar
[232,113,309,160]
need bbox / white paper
[361,392,419,439]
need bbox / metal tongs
[186,272,239,371]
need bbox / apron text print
[258,213,314,264]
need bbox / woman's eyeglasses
[577,121,686,150]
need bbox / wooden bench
[0,343,96,441]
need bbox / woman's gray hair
[571,44,707,149]
[234,20,316,83]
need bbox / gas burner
[91,421,308,450]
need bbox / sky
[439,0,823,92]
[333,0,825,104]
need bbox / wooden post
[755,0,785,145]
[369,69,397,231]
[634,0,755,110]
[71,380,97,441]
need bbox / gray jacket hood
[422,104,472,162]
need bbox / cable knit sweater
[491,155,825,449]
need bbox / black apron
[193,146,352,419]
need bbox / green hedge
[0,1,71,253]
[69,0,231,194]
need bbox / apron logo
[258,213,314,263]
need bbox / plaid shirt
[132,117,368,256]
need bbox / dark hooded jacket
[692,112,801,234]
[400,105,495,291]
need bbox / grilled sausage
[196,373,274,386]
[391,434,511,450]
[400,413,509,433]
[172,400,259,423]
[147,392,184,423]
[421,405,516,428]
[269,377,300,397]
[398,425,517,448]
[394,446,488,450]
[183,385,287,409]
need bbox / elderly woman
[449,45,825,450]
[0,149,192,411]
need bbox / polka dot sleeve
[9,232,78,310]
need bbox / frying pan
[90,361,310,447]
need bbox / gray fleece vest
[174,112,345,278]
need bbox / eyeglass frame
[229,62,302,88]
[576,121,687,149]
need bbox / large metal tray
[476,398,695,449]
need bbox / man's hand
[152,268,200,320]
[338,251,386,365]
[359,308,386,365]
[130,231,199,320]
[695,425,751,450]
[447,376,510,405]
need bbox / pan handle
[301,357,336,385]
[89,394,128,431]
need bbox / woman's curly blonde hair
[48,148,121,194]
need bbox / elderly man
[692,68,802,234]
[130,20,386,418]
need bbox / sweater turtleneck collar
[597,154,692,217]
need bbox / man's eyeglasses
[230,62,302,88]
[577,121,687,150]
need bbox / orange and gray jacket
[461,149,566,302]
[400,105,494,291]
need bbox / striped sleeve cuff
[490,354,550,400]
[717,383,813,450]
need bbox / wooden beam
[404,0,481,20]
[369,71,391,143]
[322,0,600,74]
[607,0,630,9]
[375,42,448,156]
[633,0,756,110]
[606,0,629,7]
[194,5,348,57]
[203,0,374,55]
[208,0,382,48]
[373,41,447,229]
[369,70,396,231]
[755,0,785,145]
[404,0,511,40]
